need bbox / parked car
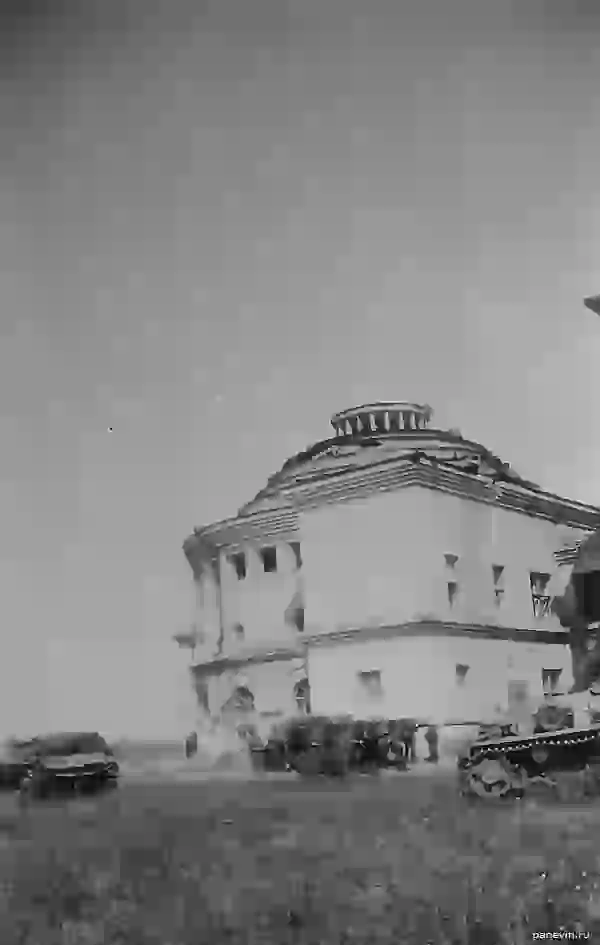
[16,731,119,799]
[0,739,32,789]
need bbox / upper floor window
[492,564,505,607]
[261,546,277,573]
[290,541,302,569]
[455,663,469,686]
[447,581,459,608]
[228,551,246,580]
[530,571,551,619]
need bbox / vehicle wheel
[295,749,321,777]
[19,772,46,801]
[463,757,524,799]
[584,761,600,797]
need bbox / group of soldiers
[184,717,443,767]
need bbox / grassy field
[1,772,600,944]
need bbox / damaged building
[176,401,600,735]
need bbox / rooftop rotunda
[330,402,433,437]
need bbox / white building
[177,401,600,735]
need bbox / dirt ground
[1,770,600,944]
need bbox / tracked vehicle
[458,723,600,798]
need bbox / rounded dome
[238,401,535,515]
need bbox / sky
[1,0,600,740]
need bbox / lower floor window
[357,669,383,699]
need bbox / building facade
[178,402,600,735]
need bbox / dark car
[17,731,119,798]
[0,739,32,789]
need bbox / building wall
[218,542,303,655]
[187,540,303,662]
[307,634,573,725]
[191,567,221,660]
[202,656,307,735]
[299,487,587,634]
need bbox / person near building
[401,719,417,762]
[424,724,439,763]
[184,730,198,759]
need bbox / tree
[551,534,600,692]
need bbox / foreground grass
[1,774,600,943]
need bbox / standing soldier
[425,724,439,763]
[184,731,198,759]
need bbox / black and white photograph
[1,1,600,941]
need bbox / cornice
[190,619,570,675]
[241,425,540,511]
[302,619,570,647]
[184,460,600,554]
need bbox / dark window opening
[530,571,550,595]
[228,551,246,580]
[290,541,302,569]
[492,564,504,585]
[532,595,551,619]
[261,546,277,573]
[542,668,562,694]
[358,670,382,698]
[447,581,458,607]
[444,554,459,569]
[530,571,551,619]
[455,663,469,685]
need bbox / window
[530,571,551,619]
[447,581,458,607]
[261,546,277,573]
[233,622,245,641]
[358,670,383,699]
[444,554,459,569]
[228,551,246,580]
[530,571,550,595]
[290,542,302,569]
[455,663,469,686]
[492,564,505,608]
[292,607,305,632]
[542,668,562,694]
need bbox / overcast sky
[1,0,600,739]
